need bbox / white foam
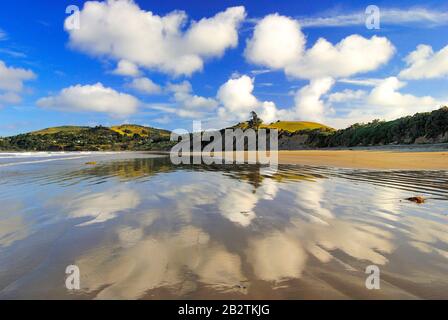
[0,151,123,167]
[0,156,90,167]
[0,151,93,159]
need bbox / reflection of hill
[64,156,328,190]
[71,157,175,180]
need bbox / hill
[1,107,447,151]
[110,124,171,138]
[0,124,174,151]
[235,120,333,133]
[262,121,334,132]
[279,106,448,149]
[31,126,90,135]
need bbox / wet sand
[0,153,447,299]
[277,150,448,170]
[178,150,448,170]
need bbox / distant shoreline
[1,145,448,170]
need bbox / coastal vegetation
[0,124,173,151]
[0,107,447,151]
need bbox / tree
[248,111,263,130]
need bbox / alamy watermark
[365,5,380,29]
[65,265,80,290]
[365,265,381,290]
[169,121,279,172]
[65,5,80,30]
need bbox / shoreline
[276,150,448,170]
[173,149,448,170]
[1,148,448,170]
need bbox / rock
[414,136,431,144]
[406,196,425,204]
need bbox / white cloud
[325,77,445,128]
[0,92,21,104]
[127,77,161,95]
[338,78,383,87]
[147,81,218,119]
[0,60,36,92]
[217,75,280,123]
[367,77,438,109]
[37,83,139,115]
[244,14,304,69]
[66,0,245,76]
[285,35,395,79]
[328,89,366,103]
[0,60,35,106]
[299,8,448,28]
[217,75,258,115]
[399,44,448,79]
[112,60,140,77]
[166,81,218,118]
[294,77,335,122]
[245,15,394,81]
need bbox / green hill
[1,107,447,151]
[31,126,90,135]
[0,124,174,151]
[262,121,334,132]
[289,106,448,148]
[235,120,333,133]
[111,124,171,138]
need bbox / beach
[277,150,448,170]
[180,148,448,170]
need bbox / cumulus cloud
[245,15,395,80]
[127,77,162,95]
[326,77,445,128]
[367,77,438,109]
[285,35,395,79]
[148,81,218,119]
[112,60,140,77]
[328,89,366,103]
[65,0,245,76]
[399,44,448,79]
[164,81,218,118]
[0,60,36,92]
[0,60,35,106]
[37,83,139,115]
[294,77,335,122]
[217,75,280,123]
[217,75,258,114]
[245,14,304,69]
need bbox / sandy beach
[277,150,448,170]
[177,149,448,170]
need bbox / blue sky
[0,0,447,136]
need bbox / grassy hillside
[0,124,174,151]
[292,106,448,148]
[262,121,334,132]
[324,106,448,147]
[235,120,333,133]
[31,126,90,135]
[1,107,447,151]
[111,124,171,138]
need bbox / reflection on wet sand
[0,154,447,299]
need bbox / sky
[0,0,448,136]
